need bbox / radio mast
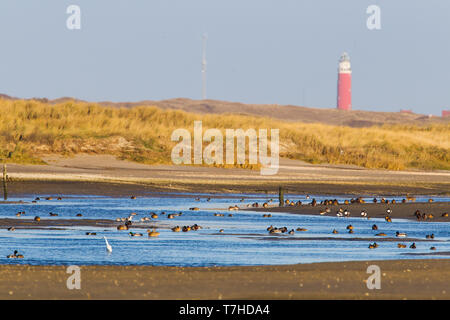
[202,34,207,100]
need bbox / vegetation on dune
[0,99,449,171]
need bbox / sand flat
[1,259,449,299]
[5,155,450,195]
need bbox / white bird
[104,236,112,253]
[360,210,368,217]
[386,208,392,214]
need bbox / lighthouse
[337,52,352,110]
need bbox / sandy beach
[1,259,449,300]
[4,154,450,196]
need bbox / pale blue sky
[0,0,449,115]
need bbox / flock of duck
[4,194,449,259]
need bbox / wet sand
[1,259,449,299]
[246,202,450,222]
[5,154,450,196]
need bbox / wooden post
[278,186,284,207]
[3,164,7,201]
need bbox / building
[337,52,352,110]
[442,110,450,117]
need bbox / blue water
[1,193,449,266]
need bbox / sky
[0,0,449,115]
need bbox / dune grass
[0,98,449,171]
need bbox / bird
[386,208,392,214]
[397,243,407,248]
[410,243,416,249]
[396,231,407,237]
[332,229,338,234]
[129,232,143,237]
[148,229,160,237]
[372,224,378,230]
[104,236,112,253]
[360,210,368,217]
[368,243,378,249]
[171,226,181,232]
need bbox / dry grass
[0,98,449,170]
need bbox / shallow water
[1,194,449,266]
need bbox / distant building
[337,52,352,111]
[442,110,450,117]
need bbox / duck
[34,216,41,222]
[343,209,350,217]
[219,229,224,233]
[332,229,338,234]
[263,202,269,208]
[288,229,295,235]
[425,234,435,239]
[171,226,181,232]
[386,208,392,215]
[296,227,308,232]
[360,210,368,217]
[442,212,449,217]
[57,197,63,201]
[375,233,387,236]
[427,214,434,219]
[396,231,407,237]
[76,213,83,217]
[130,196,136,199]
[147,229,160,237]
[348,229,354,234]
[410,243,416,249]
[117,225,128,231]
[346,225,353,230]
[49,212,58,217]
[189,207,200,211]
[7,250,24,259]
[368,243,377,249]
[151,213,158,219]
[430,246,436,250]
[269,228,282,234]
[129,232,143,237]
[372,224,378,230]
[85,232,97,236]
[385,216,392,223]
[167,214,175,219]
[397,243,407,248]
[267,225,274,231]
[182,226,191,232]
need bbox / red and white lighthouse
[337,52,352,110]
